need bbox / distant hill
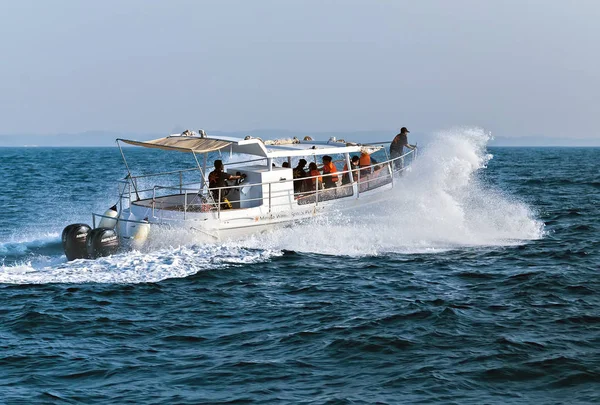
[0,130,598,147]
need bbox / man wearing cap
[390,127,415,171]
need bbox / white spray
[237,127,544,255]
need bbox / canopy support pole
[203,153,208,189]
[117,140,140,201]
[192,151,211,201]
[344,153,354,183]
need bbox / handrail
[125,147,415,189]
[130,170,395,222]
[147,164,396,209]
[129,157,270,182]
[91,212,148,228]
[131,166,201,182]
[225,157,268,167]
[142,147,416,196]
[122,147,417,214]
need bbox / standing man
[390,127,415,171]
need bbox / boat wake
[0,127,544,283]
[0,242,280,284]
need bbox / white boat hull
[118,181,395,241]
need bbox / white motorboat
[61,131,417,260]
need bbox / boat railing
[118,147,417,221]
[92,211,149,229]
[123,146,415,200]
[127,167,203,197]
[133,147,417,219]
[224,157,268,168]
[127,157,270,186]
[120,158,274,206]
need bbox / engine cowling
[86,228,120,259]
[62,223,91,261]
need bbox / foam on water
[0,244,280,284]
[0,128,544,282]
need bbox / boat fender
[98,204,118,229]
[86,228,120,259]
[130,217,150,249]
[62,223,92,261]
[117,213,129,239]
[123,212,140,239]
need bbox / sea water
[0,129,598,403]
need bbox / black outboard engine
[86,228,120,259]
[62,223,92,261]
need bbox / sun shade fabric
[119,136,232,153]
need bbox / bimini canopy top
[118,133,382,158]
[118,136,233,154]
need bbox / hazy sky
[1,0,599,139]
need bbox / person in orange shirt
[321,155,339,189]
[308,162,322,191]
[359,151,372,177]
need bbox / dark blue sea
[1,132,599,404]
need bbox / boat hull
[118,181,395,241]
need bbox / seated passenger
[208,160,243,208]
[282,161,290,168]
[293,159,308,194]
[371,157,381,172]
[359,151,372,177]
[321,155,339,189]
[342,155,360,185]
[308,162,322,191]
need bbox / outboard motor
[98,205,119,229]
[62,223,92,261]
[86,228,120,259]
